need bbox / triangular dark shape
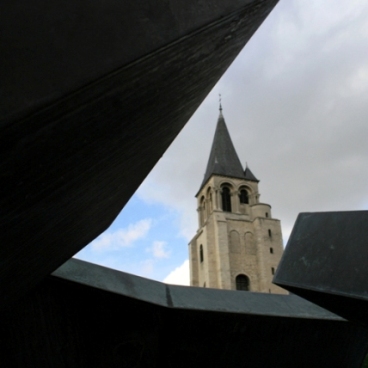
[0,0,279,305]
[199,111,245,193]
[244,166,259,182]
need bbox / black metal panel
[274,211,368,326]
[1,0,273,123]
[0,0,279,305]
[1,259,367,367]
[53,259,342,319]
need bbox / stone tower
[189,107,287,294]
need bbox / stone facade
[189,109,287,294]
[189,175,287,294]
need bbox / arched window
[207,188,212,216]
[236,274,250,291]
[200,196,206,225]
[239,189,249,204]
[221,186,232,212]
[200,245,204,263]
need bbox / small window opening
[265,212,269,218]
[203,282,206,288]
[270,247,273,254]
[200,245,204,263]
[200,196,205,225]
[236,274,250,291]
[239,189,249,204]
[271,267,275,275]
[221,187,232,212]
[268,229,272,237]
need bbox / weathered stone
[190,111,286,293]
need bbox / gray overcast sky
[137,0,368,245]
[78,0,368,284]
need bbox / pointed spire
[243,161,258,181]
[244,165,259,182]
[197,109,245,194]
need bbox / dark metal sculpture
[274,211,368,326]
[3,2,366,366]
[0,0,279,305]
[1,259,367,367]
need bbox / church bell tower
[189,106,287,294]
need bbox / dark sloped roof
[197,111,259,195]
[244,166,259,182]
[201,112,244,184]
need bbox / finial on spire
[219,94,222,112]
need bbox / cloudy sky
[75,0,368,285]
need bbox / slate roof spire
[244,163,258,182]
[197,107,249,194]
[197,104,259,195]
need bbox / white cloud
[79,1,368,281]
[151,241,170,259]
[134,1,368,250]
[137,176,197,241]
[91,219,152,251]
[163,260,190,286]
